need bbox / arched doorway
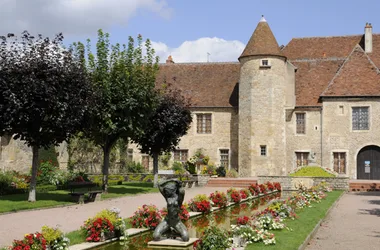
[357,145,380,180]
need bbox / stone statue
[153,179,189,242]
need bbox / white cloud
[0,0,172,36]
[152,37,245,63]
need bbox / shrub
[36,160,59,184]
[240,188,250,199]
[209,191,228,208]
[194,226,230,250]
[273,182,282,191]
[248,183,260,196]
[83,208,125,242]
[126,161,146,173]
[41,226,70,250]
[130,204,162,229]
[172,161,186,175]
[289,166,335,177]
[227,188,241,203]
[201,164,217,175]
[216,166,226,177]
[226,168,238,178]
[12,232,47,250]
[188,194,212,213]
[0,171,15,195]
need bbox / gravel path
[306,192,380,250]
[0,186,228,248]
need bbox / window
[260,59,271,67]
[296,152,309,167]
[197,114,212,134]
[296,113,305,134]
[352,107,369,130]
[174,150,188,163]
[142,155,150,170]
[260,145,267,156]
[333,152,346,174]
[127,148,133,162]
[220,149,229,168]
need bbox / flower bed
[188,194,212,213]
[83,207,126,242]
[227,188,241,203]
[209,191,228,208]
[130,204,162,229]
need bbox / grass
[0,182,158,214]
[290,166,335,177]
[246,190,344,250]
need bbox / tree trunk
[153,153,159,188]
[102,146,111,193]
[28,145,39,202]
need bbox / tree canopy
[76,30,159,192]
[0,31,92,201]
[137,87,192,186]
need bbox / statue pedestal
[148,238,199,249]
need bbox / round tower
[238,16,289,177]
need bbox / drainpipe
[320,107,323,167]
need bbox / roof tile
[321,45,380,96]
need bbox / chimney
[166,55,174,64]
[365,22,373,53]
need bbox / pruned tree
[76,30,159,192]
[136,87,192,187]
[0,32,92,202]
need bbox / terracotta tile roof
[292,59,344,106]
[283,35,363,60]
[370,34,380,67]
[156,63,240,107]
[239,20,284,60]
[321,45,380,97]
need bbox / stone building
[2,17,380,180]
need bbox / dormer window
[260,59,271,68]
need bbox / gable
[321,46,380,97]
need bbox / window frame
[173,149,189,163]
[219,149,229,169]
[333,152,346,174]
[260,145,267,156]
[260,59,271,68]
[295,152,309,167]
[296,112,306,135]
[196,113,212,134]
[352,106,370,131]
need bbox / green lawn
[246,190,344,250]
[0,182,158,214]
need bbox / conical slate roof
[239,16,285,60]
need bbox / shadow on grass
[0,192,72,202]
[106,186,149,195]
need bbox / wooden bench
[182,176,198,188]
[88,190,103,202]
[69,192,86,204]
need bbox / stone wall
[286,110,322,173]
[238,56,295,177]
[258,176,349,190]
[0,136,68,173]
[322,99,380,179]
[129,107,239,171]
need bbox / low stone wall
[258,176,349,190]
[88,174,210,187]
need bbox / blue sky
[1,0,379,62]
